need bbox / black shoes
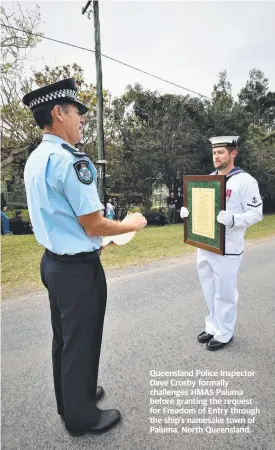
[66,409,121,436]
[59,386,105,421]
[95,386,104,402]
[197,331,213,343]
[197,331,233,350]
[206,337,233,351]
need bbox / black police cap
[22,78,88,115]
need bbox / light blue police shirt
[24,134,103,254]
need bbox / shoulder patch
[247,196,262,208]
[73,160,93,185]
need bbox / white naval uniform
[197,167,263,343]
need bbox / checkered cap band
[29,88,77,108]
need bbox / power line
[2,24,211,100]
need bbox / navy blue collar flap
[61,143,87,157]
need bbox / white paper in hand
[101,236,113,247]
[102,214,137,247]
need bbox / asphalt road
[2,238,275,450]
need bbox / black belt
[45,248,101,262]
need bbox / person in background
[167,191,177,224]
[1,193,7,208]
[106,198,115,220]
[1,205,12,235]
[112,197,118,219]
[119,207,127,221]
[9,210,25,235]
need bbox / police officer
[23,78,147,436]
[181,136,263,351]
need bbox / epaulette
[61,143,87,157]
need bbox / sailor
[180,136,263,350]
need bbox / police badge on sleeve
[73,160,93,185]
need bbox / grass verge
[1,214,275,300]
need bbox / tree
[244,125,275,184]
[1,2,42,75]
[1,3,42,176]
[259,91,275,131]
[238,69,270,126]
[212,70,233,109]
[2,21,274,210]
[208,70,247,136]
[109,85,210,204]
[1,75,40,167]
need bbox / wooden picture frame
[183,175,226,255]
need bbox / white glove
[217,210,234,227]
[180,207,190,219]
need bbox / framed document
[183,175,226,255]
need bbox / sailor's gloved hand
[217,210,234,226]
[180,207,190,219]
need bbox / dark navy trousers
[40,250,107,430]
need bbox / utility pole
[82,1,106,204]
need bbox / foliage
[1,3,42,170]
[238,69,275,130]
[243,125,275,184]
[1,2,42,75]
[1,0,275,204]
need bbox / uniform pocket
[225,229,244,255]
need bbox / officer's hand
[180,207,189,219]
[126,213,147,231]
[217,210,233,226]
